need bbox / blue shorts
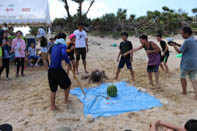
[180,69,197,80]
[118,56,132,69]
[147,65,159,72]
[28,55,40,60]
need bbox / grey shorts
[180,69,197,80]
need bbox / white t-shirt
[73,29,87,48]
[28,47,36,56]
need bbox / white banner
[0,0,51,25]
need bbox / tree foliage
[50,5,197,36]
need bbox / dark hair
[157,34,162,38]
[3,23,7,27]
[49,37,54,41]
[16,30,23,36]
[92,71,101,82]
[78,22,84,26]
[3,31,8,41]
[55,33,67,39]
[185,119,197,131]
[139,35,148,41]
[182,26,192,35]
[121,32,129,37]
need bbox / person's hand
[161,52,165,56]
[71,45,75,50]
[122,53,127,57]
[117,57,119,62]
[68,63,72,70]
[150,121,160,128]
[130,57,133,62]
[146,50,152,55]
[86,47,89,53]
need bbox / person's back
[49,44,68,69]
[181,36,197,71]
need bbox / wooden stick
[71,70,86,95]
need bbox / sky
[49,0,197,20]
[16,0,197,34]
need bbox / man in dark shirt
[115,32,135,81]
[157,34,170,73]
[48,33,71,110]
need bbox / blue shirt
[49,43,70,69]
[180,36,197,71]
[2,40,10,58]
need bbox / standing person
[48,37,54,49]
[115,32,135,81]
[123,35,161,86]
[48,33,71,110]
[73,23,89,74]
[0,47,2,67]
[156,34,170,73]
[11,31,26,77]
[171,26,197,100]
[37,28,48,69]
[67,34,76,75]
[0,31,11,79]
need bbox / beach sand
[0,35,197,131]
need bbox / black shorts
[68,53,75,61]
[118,56,132,69]
[75,48,86,60]
[147,65,159,72]
[161,55,169,63]
[48,68,71,92]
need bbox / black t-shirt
[160,40,169,55]
[0,29,5,46]
[40,37,47,47]
[119,40,133,59]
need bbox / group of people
[115,26,197,101]
[1,22,197,130]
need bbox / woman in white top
[37,28,48,69]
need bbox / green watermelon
[107,85,118,97]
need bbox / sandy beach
[0,35,197,131]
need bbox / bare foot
[156,83,160,88]
[149,82,154,86]
[64,99,71,104]
[51,105,58,111]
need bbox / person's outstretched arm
[123,45,143,57]
[61,47,70,64]
[173,45,182,54]
[158,121,181,130]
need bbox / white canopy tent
[0,0,51,26]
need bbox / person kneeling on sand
[171,26,197,100]
[48,33,72,110]
[81,69,108,84]
[150,119,197,131]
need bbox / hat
[69,34,75,39]
[36,28,46,38]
